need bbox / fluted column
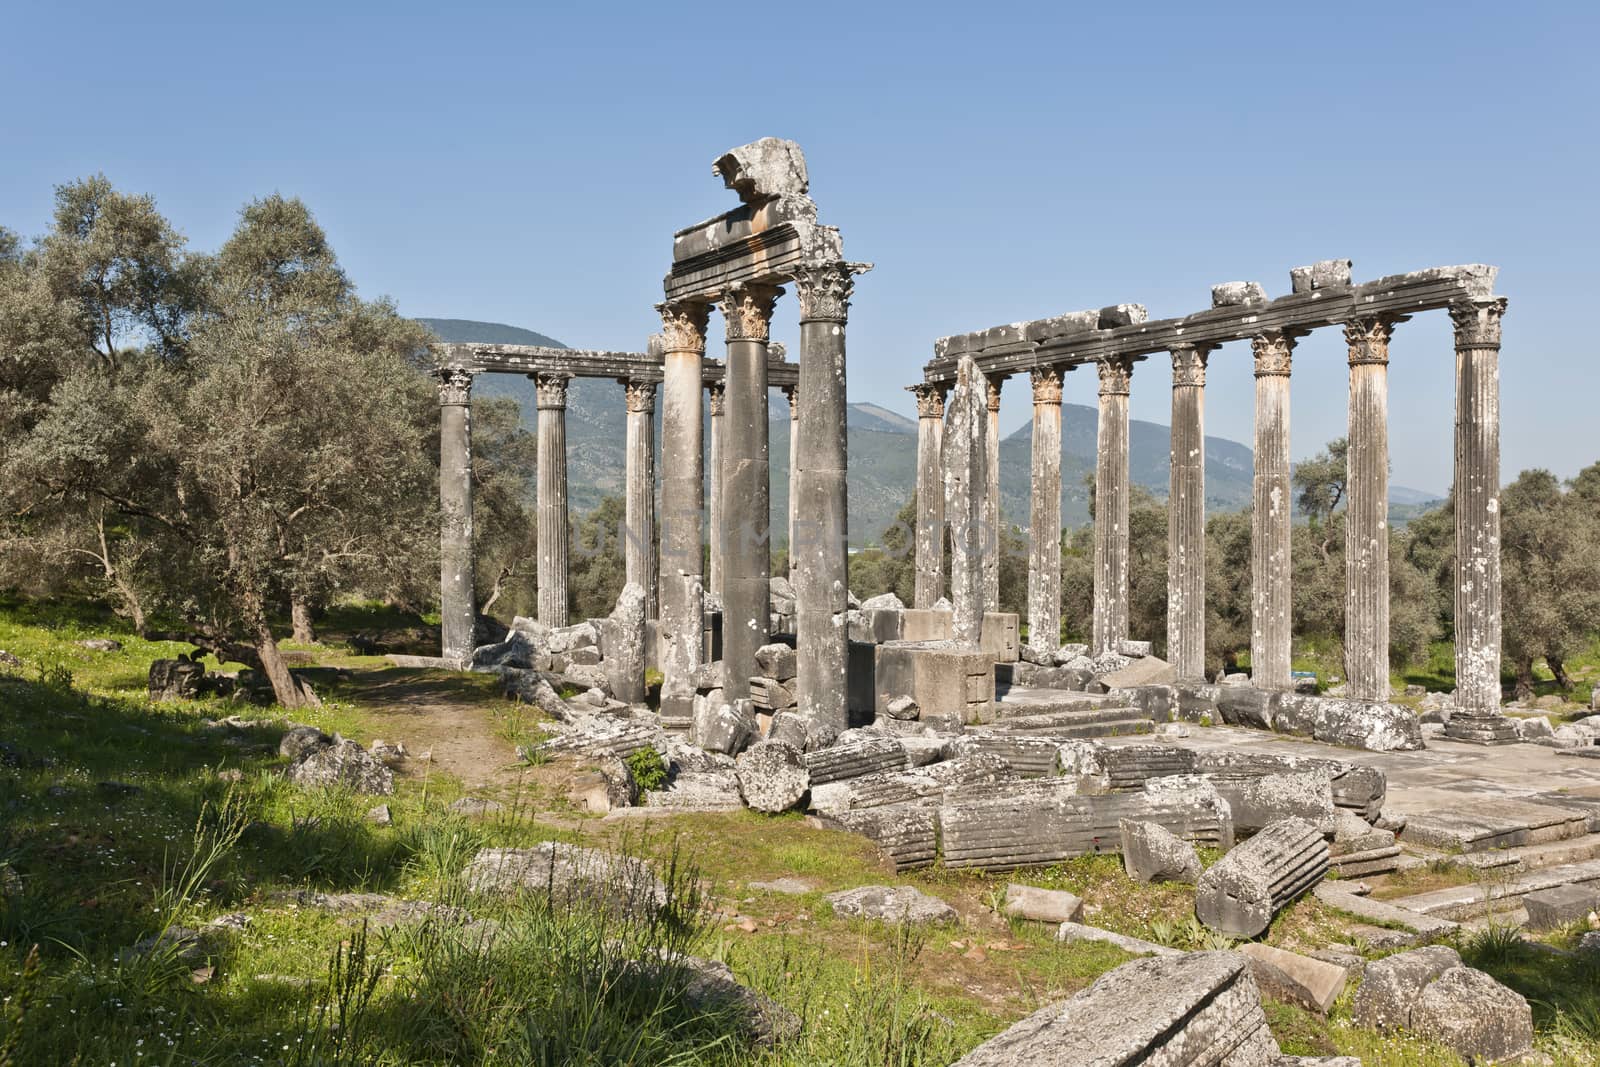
[1168,344,1213,682]
[622,377,658,619]
[719,283,780,703]
[1449,297,1510,731]
[946,357,988,644]
[707,382,725,598]
[535,373,571,627]
[984,375,1004,608]
[1027,366,1063,652]
[437,367,476,665]
[1344,316,1400,702]
[656,301,711,721]
[910,383,948,608]
[1092,356,1133,655]
[778,385,799,582]
[793,261,864,736]
[1250,330,1297,690]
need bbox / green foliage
[1500,465,1600,696]
[627,746,668,792]
[569,495,627,621]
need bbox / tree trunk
[254,620,306,708]
[1514,658,1535,703]
[1547,655,1572,692]
[291,598,316,644]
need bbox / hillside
[419,319,1440,545]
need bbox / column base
[1442,711,1520,745]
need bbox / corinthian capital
[791,261,867,322]
[985,375,1005,413]
[1097,355,1133,397]
[720,283,783,342]
[1171,343,1212,388]
[437,367,473,406]
[623,379,657,414]
[1251,329,1298,378]
[1345,315,1404,366]
[1030,366,1064,405]
[534,373,570,410]
[910,382,947,420]
[1449,297,1508,349]
[656,301,711,354]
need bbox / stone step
[1400,797,1593,853]
[1311,883,1459,939]
[1404,832,1600,877]
[1385,858,1600,921]
[991,703,1144,728]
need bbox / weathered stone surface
[875,641,995,725]
[1211,281,1268,307]
[120,926,212,967]
[1002,884,1083,924]
[1412,966,1534,1065]
[1100,654,1177,690]
[1350,945,1460,1032]
[673,952,801,1047]
[823,804,940,870]
[1121,818,1202,884]
[279,724,331,760]
[692,696,756,755]
[1228,772,1337,834]
[448,796,505,817]
[289,739,395,795]
[803,736,907,785]
[735,741,809,813]
[1237,943,1348,1015]
[1523,883,1600,930]
[78,638,122,652]
[463,843,666,916]
[945,357,988,644]
[826,884,956,925]
[472,629,545,671]
[148,658,205,701]
[1289,259,1352,293]
[951,951,1278,1066]
[641,770,744,812]
[755,642,797,681]
[1195,817,1328,938]
[603,583,647,703]
[1055,921,1182,958]
[713,136,809,204]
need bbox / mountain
[419,319,1441,545]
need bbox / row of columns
[910,297,1507,710]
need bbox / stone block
[1237,943,1348,1015]
[980,612,1020,664]
[1211,280,1268,307]
[735,741,809,813]
[1002,883,1084,923]
[1352,947,1533,1064]
[1011,662,1092,690]
[1289,259,1352,293]
[900,607,952,642]
[1195,817,1328,938]
[875,641,995,725]
[691,696,756,755]
[1523,883,1600,930]
[1216,686,1279,730]
[1120,819,1202,884]
[826,884,956,925]
[1100,655,1176,689]
[803,737,907,785]
[754,642,796,681]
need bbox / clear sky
[4,0,1595,493]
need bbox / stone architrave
[911,383,947,608]
[622,374,659,618]
[437,367,476,665]
[1092,356,1134,655]
[707,381,725,598]
[1250,330,1297,691]
[719,283,781,703]
[944,356,989,644]
[535,372,572,628]
[1027,366,1064,652]
[1344,316,1402,702]
[1168,344,1212,683]
[983,374,1005,609]
[792,262,865,734]
[783,383,799,581]
[1449,298,1509,722]
[656,301,711,722]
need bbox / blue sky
[4,0,1595,493]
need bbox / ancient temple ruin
[911,260,1510,740]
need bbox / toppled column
[656,301,712,723]
[1344,316,1400,702]
[719,284,780,703]
[1195,815,1329,938]
[792,262,866,735]
[984,374,1004,609]
[1448,297,1510,732]
[1168,344,1212,682]
[1092,356,1134,654]
[622,373,658,618]
[1028,366,1063,653]
[437,367,476,665]
[535,373,571,627]
[945,356,989,643]
[803,736,908,784]
[910,383,947,608]
[707,381,725,598]
[783,383,799,582]
[1250,330,1297,691]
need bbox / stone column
[656,301,711,722]
[622,377,658,619]
[792,261,862,736]
[782,384,799,579]
[1168,344,1213,682]
[707,381,725,598]
[1092,356,1134,655]
[946,356,989,643]
[1250,330,1297,691]
[910,383,947,608]
[719,283,780,703]
[984,375,1005,608]
[535,373,571,628]
[1447,297,1512,739]
[1344,316,1400,702]
[1027,366,1063,652]
[437,367,476,665]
